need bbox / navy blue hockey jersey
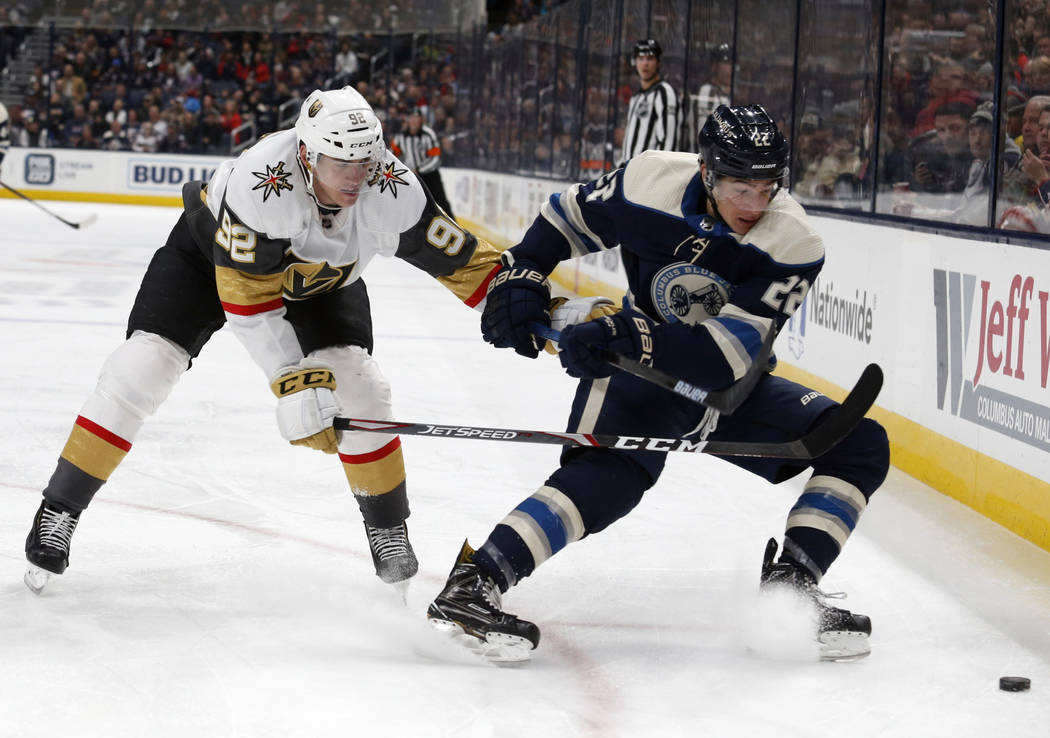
[513,150,825,391]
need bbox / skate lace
[366,524,410,561]
[480,575,502,611]
[38,508,78,553]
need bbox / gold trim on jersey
[215,265,284,306]
[436,235,503,302]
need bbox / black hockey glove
[480,252,552,358]
[558,310,657,379]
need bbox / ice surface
[1,199,1048,737]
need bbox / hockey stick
[529,321,774,415]
[334,363,882,460]
[0,181,98,229]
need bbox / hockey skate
[24,499,81,594]
[426,540,540,663]
[760,538,872,662]
[364,521,418,587]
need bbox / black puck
[999,676,1031,692]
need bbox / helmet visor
[312,153,379,198]
[711,175,779,213]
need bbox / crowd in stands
[789,0,1050,231]
[7,0,1050,233]
[0,1,470,162]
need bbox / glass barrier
[4,1,1050,242]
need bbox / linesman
[391,107,455,219]
[619,39,679,166]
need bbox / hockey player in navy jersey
[23,87,504,594]
[427,104,890,662]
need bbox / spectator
[618,39,679,167]
[897,102,1022,226]
[157,121,189,153]
[1016,94,1050,151]
[101,119,130,151]
[909,62,978,136]
[906,100,975,194]
[132,121,160,152]
[197,107,226,154]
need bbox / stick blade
[797,363,883,458]
[74,213,98,229]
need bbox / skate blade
[427,617,533,664]
[24,564,53,595]
[819,631,870,662]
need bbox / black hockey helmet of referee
[632,39,662,60]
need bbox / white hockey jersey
[188,128,500,377]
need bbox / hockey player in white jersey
[24,87,504,593]
[427,105,889,662]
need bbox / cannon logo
[933,269,1050,453]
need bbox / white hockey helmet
[295,87,384,197]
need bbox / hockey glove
[558,310,657,379]
[480,252,552,358]
[543,296,617,354]
[271,361,341,453]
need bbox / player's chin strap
[529,321,775,415]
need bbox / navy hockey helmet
[632,39,662,60]
[710,43,732,63]
[698,104,789,186]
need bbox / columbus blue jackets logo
[651,263,733,325]
[370,161,410,197]
[251,161,294,201]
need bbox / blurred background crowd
[4,0,1050,234]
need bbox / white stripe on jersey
[393,125,441,173]
[621,80,679,164]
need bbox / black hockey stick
[529,321,775,415]
[334,363,882,460]
[1,180,98,229]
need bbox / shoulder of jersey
[221,129,310,238]
[620,150,699,217]
[744,190,824,266]
[358,150,426,231]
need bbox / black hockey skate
[24,499,81,594]
[426,540,540,663]
[364,521,418,585]
[760,538,871,661]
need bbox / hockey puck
[999,676,1031,692]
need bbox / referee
[390,107,455,219]
[619,39,679,167]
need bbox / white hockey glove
[270,360,341,454]
[544,296,617,353]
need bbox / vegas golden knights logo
[282,257,355,298]
[308,99,323,117]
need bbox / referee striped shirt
[620,79,679,166]
[391,125,442,174]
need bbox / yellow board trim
[773,362,1050,553]
[0,189,183,207]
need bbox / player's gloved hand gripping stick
[335,317,884,461]
[529,320,773,415]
